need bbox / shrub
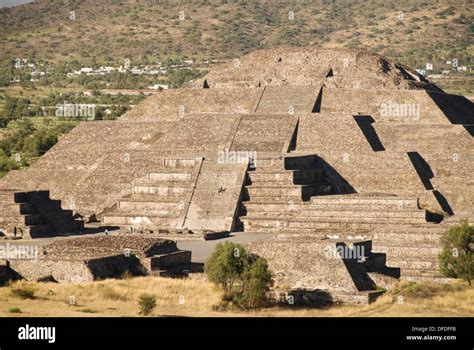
[241,256,273,308]
[138,293,156,315]
[439,220,473,285]
[11,287,35,299]
[205,242,273,308]
[79,308,97,314]
[8,307,22,313]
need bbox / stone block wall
[9,259,94,283]
[122,88,262,121]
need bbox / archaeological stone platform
[1,47,472,303]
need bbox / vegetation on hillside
[0,0,472,70]
[0,118,77,177]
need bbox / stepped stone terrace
[0,47,472,304]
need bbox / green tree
[205,242,273,308]
[241,255,273,308]
[205,242,247,296]
[439,220,473,285]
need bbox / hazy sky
[0,0,33,8]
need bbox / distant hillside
[0,0,471,63]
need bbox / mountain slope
[0,0,472,71]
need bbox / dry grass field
[1,277,472,317]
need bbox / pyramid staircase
[254,238,397,305]
[238,155,449,282]
[102,158,201,231]
[322,239,393,305]
[239,156,333,231]
[0,190,84,239]
[239,155,430,232]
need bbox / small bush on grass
[138,293,156,316]
[11,287,35,300]
[79,308,98,314]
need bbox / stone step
[310,195,419,207]
[248,169,324,183]
[307,202,420,211]
[0,214,43,226]
[253,159,285,168]
[0,202,35,215]
[104,208,181,219]
[147,172,192,182]
[161,158,198,169]
[275,230,370,238]
[370,224,447,233]
[246,186,301,198]
[242,196,305,204]
[299,209,426,219]
[241,220,430,232]
[385,258,439,270]
[102,212,180,227]
[242,202,305,212]
[125,194,185,203]
[150,250,192,269]
[246,183,331,198]
[118,199,184,211]
[242,216,427,228]
[374,245,442,256]
[373,240,440,250]
[133,182,190,195]
[272,229,443,244]
[356,232,442,244]
[311,219,429,228]
[0,191,27,203]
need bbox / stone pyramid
[1,46,472,302]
